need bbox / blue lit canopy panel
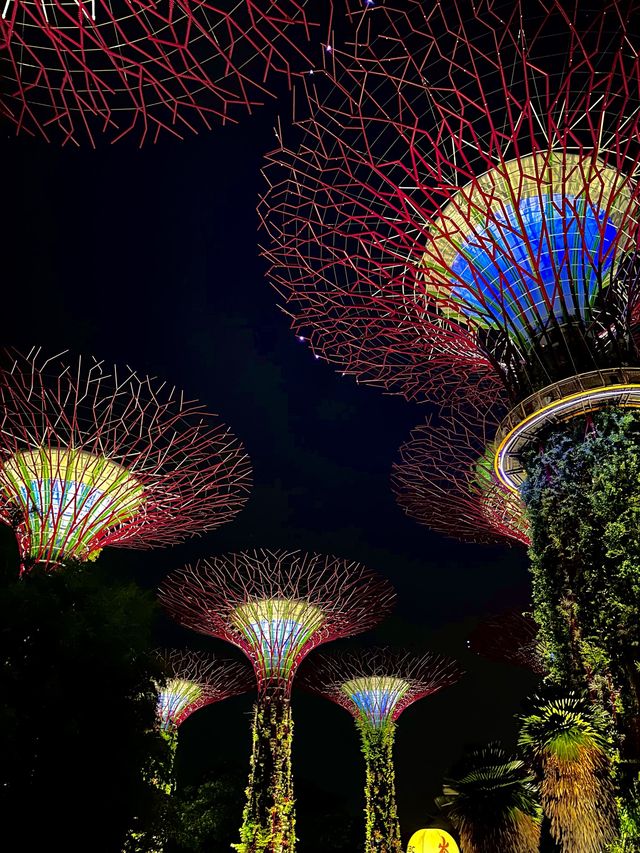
[157,678,203,731]
[422,153,635,348]
[233,598,325,679]
[342,676,410,729]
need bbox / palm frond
[519,692,618,851]
[437,742,541,853]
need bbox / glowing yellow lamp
[407,828,460,853]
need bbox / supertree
[157,648,254,780]
[125,649,253,851]
[0,1,326,146]
[300,648,460,853]
[260,0,640,794]
[159,548,395,853]
[468,611,544,676]
[0,347,251,572]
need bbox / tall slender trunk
[359,722,402,853]
[235,689,295,853]
[159,725,179,796]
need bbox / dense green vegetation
[0,555,169,852]
[522,409,640,842]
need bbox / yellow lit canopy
[0,447,144,563]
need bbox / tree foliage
[519,691,618,851]
[0,558,170,852]
[165,763,361,853]
[166,765,246,851]
[521,409,640,835]
[437,742,541,853]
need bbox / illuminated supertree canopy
[0,1,324,146]
[262,0,640,414]
[301,648,461,853]
[157,648,253,733]
[0,348,251,572]
[159,548,395,853]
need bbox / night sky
[0,62,536,839]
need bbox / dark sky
[0,78,536,838]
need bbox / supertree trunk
[521,409,640,835]
[236,690,296,853]
[158,727,179,797]
[359,722,402,853]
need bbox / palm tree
[437,742,541,852]
[518,692,618,852]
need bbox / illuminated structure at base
[407,829,460,853]
[159,548,395,853]
[0,348,251,571]
[301,648,460,853]
[0,1,321,145]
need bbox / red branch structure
[0,1,324,146]
[468,612,545,676]
[157,648,253,730]
[159,548,394,852]
[159,548,395,695]
[301,647,461,728]
[261,0,640,408]
[0,347,251,571]
[392,402,530,547]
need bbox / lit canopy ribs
[261,0,640,408]
[0,348,251,571]
[157,648,252,732]
[392,401,530,547]
[159,548,394,695]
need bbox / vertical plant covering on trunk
[437,743,541,853]
[521,409,640,838]
[237,693,295,853]
[300,648,460,853]
[358,720,402,852]
[518,692,618,851]
[160,549,395,853]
